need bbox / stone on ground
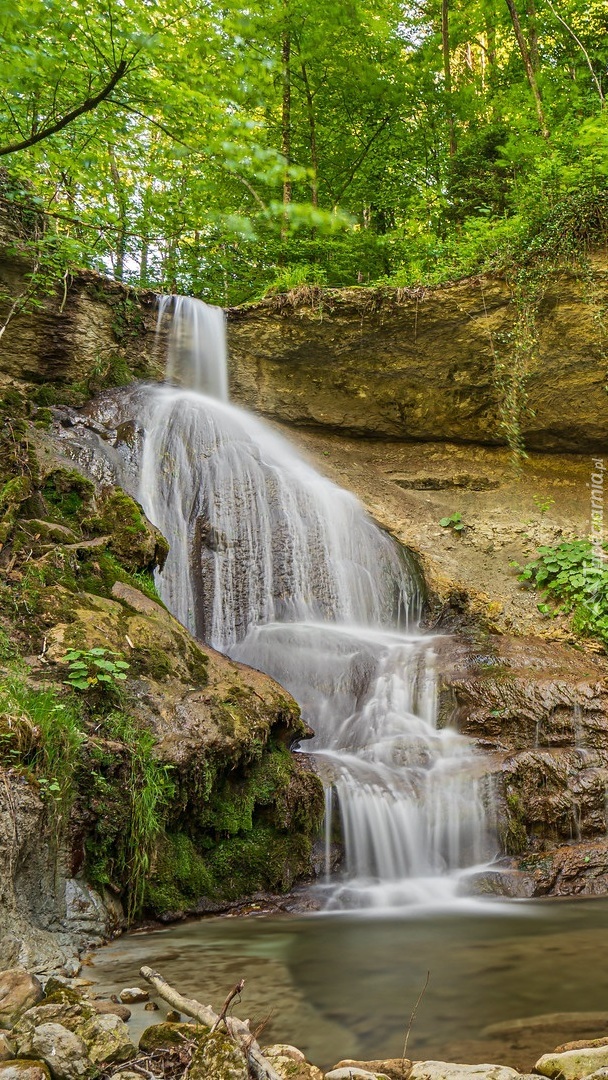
[189,1029,248,1080]
[535,1047,608,1079]
[409,1064,521,1080]
[18,1023,96,1080]
[263,1045,306,1062]
[325,1069,391,1079]
[118,989,148,1005]
[0,1061,51,1080]
[332,1059,412,1080]
[138,1022,207,1052]
[90,1002,130,1022]
[0,972,43,1029]
[0,1036,14,1063]
[78,1014,136,1065]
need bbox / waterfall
[83,295,494,910]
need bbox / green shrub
[514,540,608,648]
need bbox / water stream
[136,295,496,909]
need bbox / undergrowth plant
[514,539,608,648]
[0,677,86,828]
[88,710,174,923]
[62,648,129,692]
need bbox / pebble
[118,989,149,1005]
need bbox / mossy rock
[189,1030,248,1080]
[78,1015,136,1065]
[138,1023,208,1053]
[84,489,168,573]
[42,469,95,526]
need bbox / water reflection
[90,899,608,1071]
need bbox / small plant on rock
[62,647,130,692]
[439,512,467,533]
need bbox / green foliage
[439,512,466,532]
[533,494,556,515]
[263,263,328,296]
[42,469,95,525]
[1,0,607,308]
[61,647,130,692]
[86,710,175,922]
[514,540,608,648]
[0,676,86,825]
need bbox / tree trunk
[281,28,291,243]
[526,0,540,71]
[108,146,128,281]
[441,0,456,156]
[300,61,318,207]
[505,0,549,137]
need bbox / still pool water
[89,898,608,1072]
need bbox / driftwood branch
[139,966,282,1080]
[211,979,245,1032]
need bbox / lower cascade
[89,296,497,910]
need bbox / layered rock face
[226,270,608,453]
[436,635,608,895]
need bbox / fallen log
[139,965,283,1080]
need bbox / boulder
[0,972,43,1028]
[409,1066,521,1080]
[90,1003,131,1022]
[535,1047,608,1079]
[332,1062,412,1080]
[263,1046,306,1062]
[189,1029,248,1080]
[555,1038,608,1054]
[20,1024,96,1080]
[78,1014,136,1065]
[0,1061,51,1080]
[118,989,148,1005]
[12,1003,91,1046]
[138,1022,207,1053]
[263,1045,324,1079]
[0,1036,13,1062]
[325,1070,390,1080]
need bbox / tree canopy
[2,0,608,303]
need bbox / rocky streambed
[2,963,608,1080]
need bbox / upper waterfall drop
[157,294,229,401]
[135,294,496,911]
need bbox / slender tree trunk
[526,0,540,71]
[300,61,318,207]
[485,16,497,67]
[108,146,128,281]
[505,0,549,137]
[441,0,456,156]
[281,29,291,243]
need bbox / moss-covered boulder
[138,1023,208,1053]
[189,1030,248,1080]
[83,489,168,574]
[78,1015,136,1066]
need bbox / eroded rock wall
[226,271,608,453]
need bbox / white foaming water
[139,296,496,910]
[157,294,228,401]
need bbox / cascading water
[78,295,497,910]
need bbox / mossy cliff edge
[0,388,324,972]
